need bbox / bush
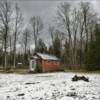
[85,64,99,71]
[35,64,42,73]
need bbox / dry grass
[0,66,29,74]
[64,69,100,74]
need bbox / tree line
[0,0,100,71]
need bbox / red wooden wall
[42,60,60,72]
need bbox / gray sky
[13,0,100,51]
[16,0,100,23]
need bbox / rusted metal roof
[36,53,59,60]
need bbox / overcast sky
[16,0,100,24]
[12,0,100,51]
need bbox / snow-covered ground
[0,72,100,100]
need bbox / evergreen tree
[86,24,100,70]
[48,45,54,54]
[53,36,61,58]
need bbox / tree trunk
[13,32,17,69]
[9,36,12,68]
[4,39,7,70]
[4,26,8,70]
[73,31,77,65]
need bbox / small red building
[29,53,60,72]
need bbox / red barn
[29,53,60,72]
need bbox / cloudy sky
[12,0,100,51]
[16,0,100,24]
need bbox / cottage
[29,53,60,72]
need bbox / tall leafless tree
[79,2,97,65]
[77,9,85,67]
[71,8,79,65]
[30,16,43,50]
[48,25,55,54]
[0,0,12,69]
[48,26,55,45]
[13,3,23,69]
[22,28,30,55]
[56,2,97,66]
[57,3,73,65]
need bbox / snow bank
[0,72,99,100]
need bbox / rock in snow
[72,75,89,82]
[0,72,99,100]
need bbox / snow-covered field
[0,72,100,100]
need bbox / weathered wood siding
[42,60,60,72]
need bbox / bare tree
[71,8,79,64]
[79,2,97,65]
[30,16,43,50]
[56,2,97,66]
[13,3,23,69]
[48,26,55,46]
[0,0,12,69]
[80,2,91,52]
[22,28,30,55]
[78,9,85,67]
[57,3,73,64]
[48,25,55,54]
[0,29,3,50]
[8,35,12,67]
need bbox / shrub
[35,64,42,73]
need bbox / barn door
[32,60,36,70]
[29,60,36,71]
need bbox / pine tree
[86,24,100,70]
[53,36,61,58]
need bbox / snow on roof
[36,53,59,60]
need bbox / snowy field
[0,72,100,100]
